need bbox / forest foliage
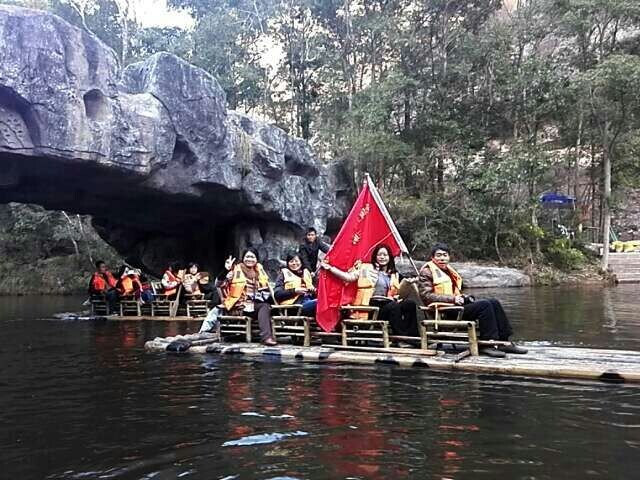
[6,0,640,271]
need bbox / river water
[2,286,640,479]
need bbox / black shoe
[479,346,506,358]
[500,343,528,354]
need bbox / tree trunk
[61,211,80,257]
[601,121,611,271]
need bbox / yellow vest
[280,268,314,305]
[352,263,400,319]
[223,263,270,310]
[426,261,462,297]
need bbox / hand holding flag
[316,174,409,332]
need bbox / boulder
[0,5,348,274]
[396,258,530,288]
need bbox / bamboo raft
[104,315,201,322]
[145,333,640,385]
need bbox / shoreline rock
[396,258,531,288]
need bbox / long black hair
[187,262,199,272]
[370,243,396,273]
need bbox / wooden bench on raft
[151,282,181,317]
[420,303,511,358]
[185,293,210,317]
[218,303,313,346]
[119,294,141,316]
[340,305,389,348]
[271,304,312,347]
[90,295,111,316]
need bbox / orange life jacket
[118,275,142,296]
[163,270,179,296]
[426,261,462,297]
[280,268,313,305]
[223,263,270,310]
[89,271,117,294]
[352,262,400,319]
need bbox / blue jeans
[301,298,317,317]
[199,306,221,333]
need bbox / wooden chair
[119,294,141,316]
[420,303,479,357]
[151,281,176,317]
[271,304,311,347]
[185,293,210,317]
[388,281,428,348]
[420,302,513,358]
[340,305,389,348]
[309,318,343,344]
[90,294,111,316]
[218,312,255,342]
[216,287,256,343]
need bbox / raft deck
[104,315,201,322]
[145,333,640,384]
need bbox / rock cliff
[0,5,347,274]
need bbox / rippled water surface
[2,286,640,479]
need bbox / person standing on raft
[298,227,330,274]
[417,243,527,358]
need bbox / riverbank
[526,261,609,286]
[0,256,98,295]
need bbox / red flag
[316,175,407,332]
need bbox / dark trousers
[461,298,513,341]
[370,299,419,337]
[199,283,220,305]
[105,289,119,311]
[245,302,273,341]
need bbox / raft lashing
[145,333,640,385]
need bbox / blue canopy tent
[539,193,576,209]
[539,193,577,239]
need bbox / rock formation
[0,5,348,274]
[396,259,531,288]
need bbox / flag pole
[364,173,421,276]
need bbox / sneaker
[396,341,415,349]
[500,343,528,354]
[479,346,506,358]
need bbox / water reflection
[1,287,640,479]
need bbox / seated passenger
[89,260,117,296]
[161,262,182,300]
[137,273,155,304]
[88,260,119,310]
[274,252,317,317]
[116,267,143,298]
[417,242,527,357]
[320,244,419,341]
[182,262,202,295]
[196,271,219,304]
[199,249,277,346]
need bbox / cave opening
[83,89,109,122]
[0,85,41,147]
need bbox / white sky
[133,0,194,28]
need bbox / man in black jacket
[298,227,330,273]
